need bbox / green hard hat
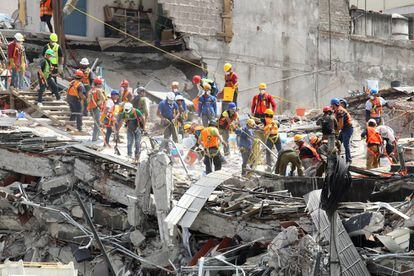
[45,49,54,56]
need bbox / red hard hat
[120,79,129,87]
[192,75,201,84]
[75,70,84,78]
[94,77,103,85]
[323,106,332,113]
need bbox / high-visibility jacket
[224,72,238,88]
[335,106,352,130]
[219,110,238,129]
[40,0,53,16]
[299,143,321,161]
[369,97,383,118]
[87,87,106,111]
[42,58,51,79]
[264,120,279,136]
[251,93,277,115]
[366,126,382,145]
[47,43,60,65]
[68,80,82,98]
[121,89,133,103]
[81,68,91,86]
[200,127,220,149]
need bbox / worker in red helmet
[316,105,339,156]
[87,77,107,141]
[120,79,133,103]
[192,75,219,97]
[67,70,86,132]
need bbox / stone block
[129,230,146,247]
[93,205,130,231]
[40,174,77,195]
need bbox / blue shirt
[158,99,178,120]
[235,126,254,149]
[198,94,217,116]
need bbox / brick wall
[319,0,351,35]
[158,0,223,36]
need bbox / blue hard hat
[330,98,340,106]
[370,89,378,95]
[339,98,348,107]
[228,102,236,110]
[111,89,119,96]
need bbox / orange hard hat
[74,70,84,79]
[94,77,104,85]
[309,136,320,145]
[192,75,201,84]
[120,79,129,87]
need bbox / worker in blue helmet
[365,89,394,125]
[331,98,353,163]
[218,101,239,156]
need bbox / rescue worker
[251,83,277,123]
[331,98,353,163]
[37,49,60,106]
[67,70,86,132]
[175,94,188,134]
[132,86,149,119]
[192,75,219,97]
[365,89,394,125]
[275,147,303,176]
[376,124,398,163]
[199,120,226,174]
[40,0,53,33]
[118,102,145,161]
[87,77,106,142]
[363,119,382,169]
[218,102,238,156]
[7,33,27,89]
[120,79,133,103]
[339,98,348,109]
[235,118,256,176]
[222,63,238,110]
[263,109,281,170]
[198,83,217,127]
[157,92,179,150]
[316,106,339,154]
[79,57,94,116]
[309,135,322,151]
[184,123,204,150]
[102,90,121,145]
[294,134,323,176]
[42,33,64,81]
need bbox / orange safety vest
[40,0,53,16]
[252,93,272,115]
[299,143,321,161]
[370,97,383,118]
[224,72,237,88]
[200,127,220,149]
[81,68,91,86]
[335,106,352,130]
[87,88,104,111]
[219,110,238,129]
[366,126,382,145]
[264,120,279,136]
[68,80,82,98]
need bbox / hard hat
[259,83,267,90]
[368,119,377,126]
[203,83,211,91]
[330,98,340,106]
[209,119,218,127]
[309,135,319,145]
[14,33,24,42]
[111,89,119,96]
[124,102,133,113]
[370,89,378,95]
[50,33,58,42]
[228,102,237,110]
[120,79,129,88]
[323,106,332,113]
[93,77,104,85]
[45,49,54,56]
[175,95,184,101]
[339,99,348,108]
[80,58,89,66]
[264,109,274,116]
[192,75,201,84]
[246,118,256,128]
[74,70,84,79]
[183,123,192,131]
[136,86,146,94]
[223,63,232,72]
[171,81,179,87]
[293,134,304,142]
[166,92,175,101]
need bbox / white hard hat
[167,92,175,101]
[175,95,184,101]
[171,81,179,86]
[80,57,89,65]
[124,102,133,113]
[14,33,24,42]
[368,119,377,125]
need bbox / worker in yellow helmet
[262,108,281,171]
[251,83,277,124]
[42,33,64,81]
[294,134,323,176]
[235,118,256,176]
[220,62,239,110]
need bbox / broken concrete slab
[129,230,146,247]
[48,223,84,241]
[343,211,385,237]
[93,205,130,231]
[376,227,414,253]
[40,174,77,195]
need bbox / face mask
[259,89,265,94]
[173,88,178,93]
[370,96,374,100]
[167,100,174,105]
[225,72,231,75]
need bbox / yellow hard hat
[50,33,58,42]
[224,63,232,72]
[264,109,274,116]
[309,135,319,145]
[294,134,304,142]
[183,124,191,131]
[203,83,211,91]
[246,118,255,127]
[259,83,267,90]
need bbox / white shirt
[365,97,387,110]
[376,125,395,142]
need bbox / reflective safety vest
[369,97,383,118]
[264,120,279,136]
[81,68,91,86]
[299,143,321,161]
[87,88,105,111]
[252,93,272,115]
[335,106,352,130]
[219,110,238,129]
[68,80,82,98]
[200,127,220,149]
[224,72,237,88]
[42,59,51,80]
[40,0,53,16]
[47,43,60,65]
[366,126,382,145]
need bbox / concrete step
[40,105,70,111]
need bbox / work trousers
[67,95,83,131]
[11,69,24,89]
[367,144,380,169]
[90,108,101,141]
[275,152,303,176]
[38,77,60,103]
[338,126,353,163]
[240,147,250,176]
[204,147,222,174]
[105,127,113,145]
[201,113,214,127]
[127,128,142,158]
[161,120,178,151]
[265,136,282,167]
[220,129,230,155]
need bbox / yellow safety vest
[47,43,60,65]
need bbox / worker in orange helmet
[361,119,383,169]
[120,79,133,103]
[67,70,86,132]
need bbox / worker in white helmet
[157,92,179,150]
[79,57,94,115]
[7,33,27,89]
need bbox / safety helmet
[74,70,84,79]
[309,135,320,145]
[166,92,175,101]
[136,86,146,94]
[171,81,179,87]
[368,119,377,126]
[228,102,237,110]
[111,89,120,96]
[203,83,211,91]
[330,98,340,106]
[94,77,104,85]
[120,79,129,88]
[223,63,232,72]
[339,99,348,108]
[124,102,133,113]
[259,83,267,90]
[175,95,184,101]
[50,33,58,42]
[293,134,304,142]
[246,118,256,128]
[209,119,218,127]
[80,58,89,66]
[14,33,24,42]
[370,89,378,95]
[183,123,192,131]
[192,75,201,84]
[264,109,274,116]
[323,106,332,113]
[45,49,54,56]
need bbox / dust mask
[370,96,374,100]
[225,72,231,75]
[173,88,178,93]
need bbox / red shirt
[251,92,277,115]
[224,72,238,88]
[7,41,23,66]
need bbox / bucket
[185,150,198,165]
[296,108,305,117]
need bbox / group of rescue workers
[7,31,400,173]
